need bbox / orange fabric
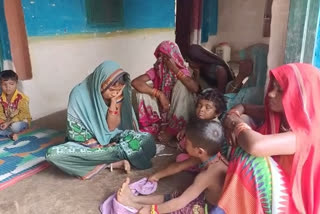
[218,63,320,214]
[259,63,320,213]
[219,175,259,214]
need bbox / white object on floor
[157,153,174,157]
[155,144,174,157]
[156,144,165,154]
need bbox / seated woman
[224,43,269,110]
[187,44,240,93]
[132,41,199,144]
[46,61,156,180]
[216,63,320,213]
[187,44,259,94]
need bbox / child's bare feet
[107,160,131,173]
[10,134,18,141]
[117,178,140,209]
[123,160,131,173]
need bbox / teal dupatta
[66,61,138,145]
[46,61,155,177]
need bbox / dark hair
[197,88,226,115]
[185,119,224,156]
[110,73,129,87]
[187,44,224,66]
[1,70,18,82]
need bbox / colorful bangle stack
[152,88,161,98]
[176,70,186,80]
[151,205,159,214]
[108,109,119,115]
[234,122,252,139]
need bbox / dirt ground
[0,138,194,214]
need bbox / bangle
[176,70,185,80]
[151,205,159,214]
[234,122,252,139]
[108,109,119,115]
[228,109,241,117]
[152,89,161,98]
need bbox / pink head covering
[146,41,190,100]
[258,63,320,213]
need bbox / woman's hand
[223,113,243,147]
[110,85,125,104]
[224,127,237,147]
[163,56,178,74]
[158,92,170,112]
[223,113,242,130]
[177,129,186,141]
[228,104,245,116]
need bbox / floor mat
[0,128,65,190]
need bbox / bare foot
[117,178,141,209]
[10,134,18,141]
[107,160,131,173]
[123,160,131,174]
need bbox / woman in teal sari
[46,61,156,179]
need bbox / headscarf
[147,41,190,100]
[258,63,320,213]
[187,44,233,81]
[67,61,138,145]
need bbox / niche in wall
[86,0,124,26]
[263,0,273,37]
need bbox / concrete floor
[0,110,194,214]
[0,149,193,214]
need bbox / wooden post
[4,0,32,80]
[285,0,320,64]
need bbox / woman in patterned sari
[46,61,156,179]
[217,63,320,213]
[132,41,199,144]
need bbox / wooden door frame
[3,0,32,80]
[285,0,320,64]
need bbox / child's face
[185,138,199,158]
[196,99,218,120]
[1,80,17,96]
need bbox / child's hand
[138,205,151,214]
[10,109,19,118]
[177,129,186,141]
[148,174,160,182]
[0,122,10,130]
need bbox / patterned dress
[46,61,156,179]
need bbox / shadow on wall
[32,109,67,131]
